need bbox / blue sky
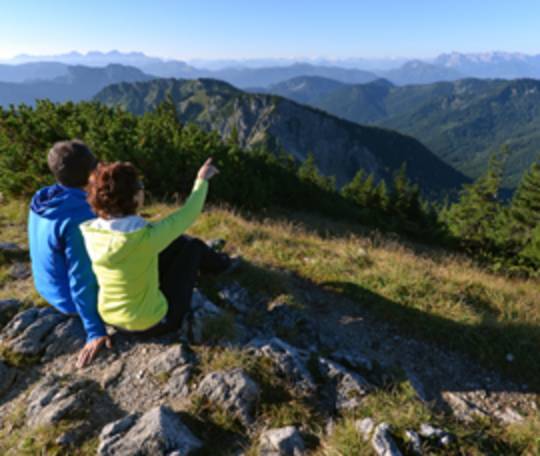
[1,0,539,60]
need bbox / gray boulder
[404,429,422,455]
[318,357,372,411]
[9,262,31,280]
[0,299,22,316]
[259,426,305,455]
[1,307,65,356]
[371,423,403,456]
[42,317,86,361]
[0,361,15,396]
[247,337,316,394]
[197,368,260,425]
[98,406,201,456]
[26,375,89,427]
[331,349,373,372]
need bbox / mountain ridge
[94,77,469,194]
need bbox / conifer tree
[297,153,335,192]
[445,151,506,250]
[510,162,540,242]
[389,163,423,220]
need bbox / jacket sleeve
[148,178,209,252]
[64,222,107,343]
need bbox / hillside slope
[0,201,538,454]
[94,78,469,194]
[266,76,540,187]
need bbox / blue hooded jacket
[28,184,106,342]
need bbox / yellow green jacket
[80,178,208,331]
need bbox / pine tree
[389,163,423,220]
[444,151,506,250]
[510,162,540,242]
[297,153,335,192]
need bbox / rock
[165,365,192,396]
[371,423,403,456]
[418,423,445,439]
[185,290,223,343]
[0,299,22,315]
[26,375,89,427]
[9,262,31,280]
[56,429,81,446]
[197,368,260,425]
[98,406,201,456]
[404,430,422,455]
[1,307,66,356]
[494,407,524,424]
[444,392,489,423]
[247,337,316,394]
[42,317,85,361]
[259,426,305,455]
[331,349,373,372]
[219,282,251,313]
[440,434,456,447]
[148,344,193,375]
[405,371,430,403]
[355,417,375,441]
[0,361,16,396]
[318,357,372,411]
[0,242,22,253]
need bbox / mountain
[433,52,540,79]
[0,62,68,83]
[0,64,153,106]
[379,60,465,85]
[94,78,468,194]
[265,76,540,186]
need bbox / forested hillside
[94,78,469,194]
[266,76,540,187]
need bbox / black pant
[123,235,229,338]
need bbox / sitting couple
[28,140,230,367]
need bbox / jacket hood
[30,184,91,218]
[80,221,148,266]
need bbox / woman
[80,158,229,339]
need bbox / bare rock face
[0,361,15,396]
[26,375,89,427]
[196,368,260,425]
[97,406,202,456]
[355,417,375,441]
[318,357,372,411]
[164,365,192,397]
[0,307,66,356]
[248,337,316,394]
[371,423,403,456]
[259,426,305,456]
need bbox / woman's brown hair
[87,162,140,218]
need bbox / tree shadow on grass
[320,279,540,396]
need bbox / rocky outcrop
[259,426,305,455]
[25,375,89,427]
[98,406,202,456]
[0,307,66,356]
[371,423,403,456]
[196,368,260,426]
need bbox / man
[28,140,110,367]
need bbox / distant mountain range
[2,50,540,88]
[261,76,540,187]
[0,65,152,106]
[94,78,469,194]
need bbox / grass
[185,206,540,391]
[1,199,539,453]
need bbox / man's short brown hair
[87,162,139,218]
[47,140,97,188]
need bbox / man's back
[28,183,104,341]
